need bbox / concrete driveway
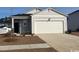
[37,34,79,52]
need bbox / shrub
[65,30,71,34]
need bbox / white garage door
[34,21,64,34]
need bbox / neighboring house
[4,8,68,34]
[68,10,79,31]
[0,17,12,34]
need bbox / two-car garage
[34,21,64,34]
[31,8,67,34]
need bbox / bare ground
[0,35,46,45]
[0,35,58,52]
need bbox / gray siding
[68,13,79,31]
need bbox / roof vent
[27,8,42,14]
[34,8,42,12]
[48,8,53,12]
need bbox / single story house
[68,10,79,31]
[5,8,68,34]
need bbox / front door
[14,22,19,33]
[22,19,32,34]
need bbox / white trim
[32,17,66,19]
[12,18,14,29]
[12,16,30,19]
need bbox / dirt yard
[0,35,46,45]
[0,35,57,52]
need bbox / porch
[6,14,32,35]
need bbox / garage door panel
[34,21,63,34]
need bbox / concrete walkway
[37,34,79,52]
[0,43,50,51]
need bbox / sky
[0,7,79,18]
